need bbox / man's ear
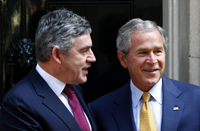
[52,47,62,64]
[117,51,128,68]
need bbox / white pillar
[163,0,200,86]
[163,0,179,80]
[188,0,200,86]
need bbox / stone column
[188,0,200,86]
[163,0,200,86]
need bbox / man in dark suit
[88,18,200,131]
[0,8,97,131]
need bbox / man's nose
[87,49,96,62]
[146,52,157,64]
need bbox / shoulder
[3,75,33,100]
[165,76,200,91]
[173,79,200,97]
[163,75,200,88]
[163,75,200,99]
[1,67,45,108]
[89,81,130,106]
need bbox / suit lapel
[29,67,81,131]
[42,88,81,131]
[161,76,185,131]
[112,82,136,131]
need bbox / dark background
[0,0,162,104]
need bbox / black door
[0,0,162,104]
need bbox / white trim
[163,0,179,80]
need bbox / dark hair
[35,8,91,62]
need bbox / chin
[79,78,87,84]
[146,79,159,86]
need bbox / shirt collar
[130,78,162,108]
[149,78,162,105]
[36,64,66,96]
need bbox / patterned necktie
[140,92,157,131]
[64,84,90,131]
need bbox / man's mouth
[144,69,158,72]
[82,66,90,74]
[83,68,88,71]
[83,66,90,70]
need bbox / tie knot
[142,92,151,102]
[63,84,75,96]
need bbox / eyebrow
[137,46,163,51]
[82,45,93,49]
[79,45,93,51]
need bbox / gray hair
[35,8,92,62]
[116,18,169,56]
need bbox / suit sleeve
[0,95,43,131]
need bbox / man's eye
[139,51,146,54]
[83,48,91,53]
[155,50,162,53]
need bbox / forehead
[131,30,164,48]
[71,34,92,49]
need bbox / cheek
[158,56,165,67]
[127,61,140,74]
[132,58,145,68]
[72,60,86,73]
[127,57,142,67]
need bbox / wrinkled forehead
[130,29,164,48]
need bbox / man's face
[118,30,165,91]
[59,33,96,85]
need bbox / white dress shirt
[130,78,162,131]
[36,64,73,114]
[35,64,92,130]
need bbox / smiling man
[88,18,200,131]
[0,8,97,131]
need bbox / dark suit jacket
[88,75,200,131]
[0,66,98,131]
